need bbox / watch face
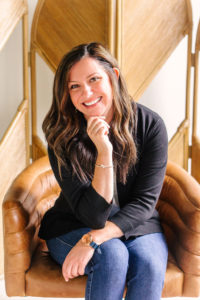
[82,233,92,245]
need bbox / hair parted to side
[42,42,137,184]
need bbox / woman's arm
[90,220,123,243]
[48,116,115,229]
[87,116,114,203]
[62,220,123,282]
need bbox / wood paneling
[168,120,189,169]
[31,0,193,171]
[0,99,28,275]
[31,0,114,71]
[0,0,27,51]
[0,0,29,276]
[117,0,192,170]
[117,0,192,100]
[192,135,200,183]
[192,20,200,183]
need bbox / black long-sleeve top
[38,103,168,240]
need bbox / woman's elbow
[81,216,107,229]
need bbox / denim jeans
[46,229,168,300]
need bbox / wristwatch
[81,232,100,251]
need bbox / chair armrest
[3,189,35,296]
[2,156,56,296]
[157,161,200,276]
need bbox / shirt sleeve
[48,147,113,229]
[109,117,168,239]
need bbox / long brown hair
[43,42,137,184]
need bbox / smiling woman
[39,42,168,300]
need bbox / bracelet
[95,163,113,169]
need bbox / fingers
[62,254,91,281]
[87,116,110,136]
[62,262,77,281]
[62,241,95,282]
[63,261,85,281]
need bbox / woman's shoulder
[135,102,163,123]
[134,102,168,142]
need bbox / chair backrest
[156,160,200,277]
[3,156,200,273]
[3,156,60,259]
[3,155,200,296]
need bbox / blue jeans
[46,229,168,300]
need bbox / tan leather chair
[2,156,200,298]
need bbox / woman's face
[68,56,115,123]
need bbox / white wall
[0,0,199,143]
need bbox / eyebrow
[67,72,100,83]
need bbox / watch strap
[90,241,101,254]
[90,241,99,250]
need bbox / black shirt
[38,103,168,240]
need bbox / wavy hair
[42,42,137,184]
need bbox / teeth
[84,97,101,106]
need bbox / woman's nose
[82,84,92,98]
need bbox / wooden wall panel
[191,135,200,183]
[191,20,200,183]
[168,120,189,169]
[0,0,27,51]
[117,0,192,100]
[117,0,193,170]
[31,0,114,72]
[30,0,194,170]
[31,0,115,160]
[0,99,28,276]
[0,0,29,277]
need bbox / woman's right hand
[87,116,113,203]
[87,116,113,154]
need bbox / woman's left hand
[62,240,94,282]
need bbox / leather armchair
[2,156,200,298]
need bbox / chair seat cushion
[25,247,184,298]
[26,248,87,298]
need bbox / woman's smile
[83,96,102,107]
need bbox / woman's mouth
[83,97,102,107]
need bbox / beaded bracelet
[95,163,113,169]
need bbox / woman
[39,42,168,300]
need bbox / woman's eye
[69,84,79,90]
[90,76,99,83]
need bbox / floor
[0,277,199,300]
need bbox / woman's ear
[113,67,119,79]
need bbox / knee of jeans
[138,253,167,280]
[98,238,129,271]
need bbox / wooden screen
[191,19,200,183]
[30,0,194,171]
[116,0,193,169]
[30,0,114,160]
[0,0,29,275]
